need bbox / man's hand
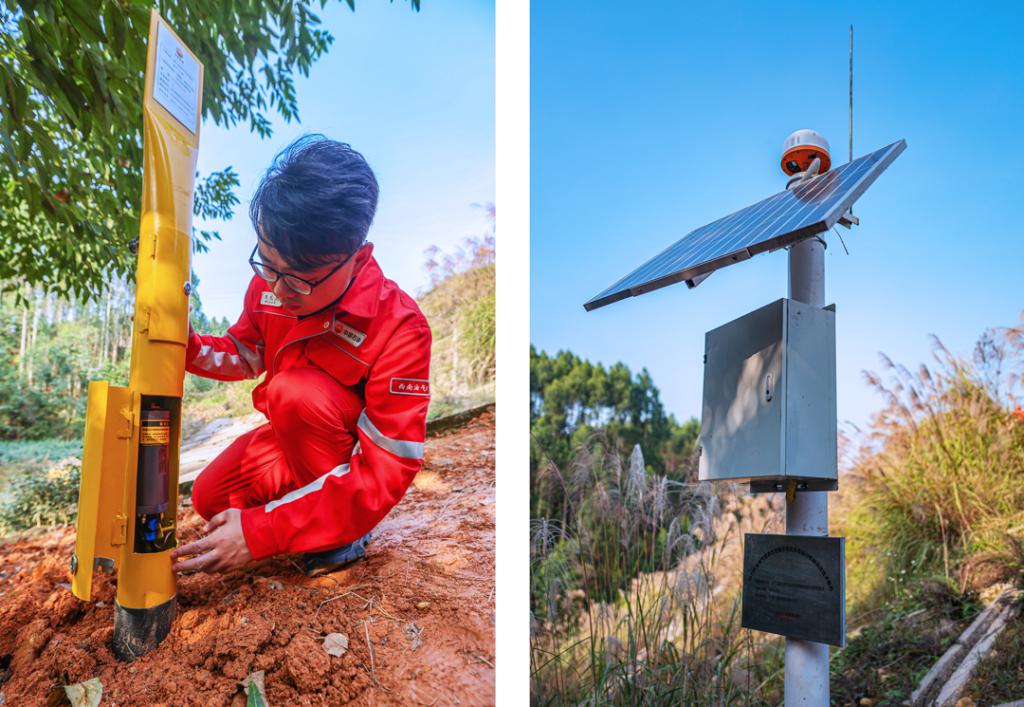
[171,508,253,574]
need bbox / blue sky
[192,0,494,321]
[531,3,1024,437]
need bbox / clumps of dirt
[0,409,495,705]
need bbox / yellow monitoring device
[71,10,203,661]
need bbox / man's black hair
[249,134,379,271]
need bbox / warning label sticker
[141,424,170,446]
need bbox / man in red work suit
[171,136,431,577]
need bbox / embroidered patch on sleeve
[260,291,282,307]
[389,378,430,396]
[333,321,367,347]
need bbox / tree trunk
[100,292,111,366]
[27,289,40,387]
[18,305,27,380]
[111,281,122,366]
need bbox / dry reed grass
[530,434,781,704]
[837,321,1024,618]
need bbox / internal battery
[136,408,170,514]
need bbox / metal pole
[785,236,830,705]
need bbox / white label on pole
[152,22,200,134]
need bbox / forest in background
[530,347,700,504]
[0,270,229,440]
[0,210,495,443]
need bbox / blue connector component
[143,514,161,542]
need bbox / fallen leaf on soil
[64,677,102,707]
[323,633,349,657]
[240,670,266,707]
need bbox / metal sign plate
[741,533,845,646]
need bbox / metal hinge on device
[117,407,134,439]
[112,513,128,546]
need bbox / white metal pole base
[785,236,830,706]
[785,639,829,704]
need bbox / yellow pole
[71,10,203,661]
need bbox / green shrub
[458,291,495,386]
[419,256,496,414]
[830,580,980,704]
[839,331,1024,616]
[0,456,81,534]
[0,379,71,440]
[0,438,82,496]
[185,373,217,395]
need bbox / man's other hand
[171,508,253,574]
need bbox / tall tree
[530,346,700,518]
[0,0,419,301]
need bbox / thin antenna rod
[849,25,853,162]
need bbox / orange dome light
[781,129,832,176]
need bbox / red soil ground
[0,409,495,706]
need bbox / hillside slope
[0,408,495,705]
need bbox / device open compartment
[132,395,181,554]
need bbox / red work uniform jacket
[185,249,431,559]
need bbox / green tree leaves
[0,0,419,300]
[192,166,240,254]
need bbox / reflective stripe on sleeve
[191,344,250,378]
[265,463,351,513]
[189,337,264,379]
[227,333,265,377]
[356,410,425,460]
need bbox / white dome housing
[781,129,832,176]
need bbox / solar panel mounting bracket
[685,272,712,289]
[837,210,859,229]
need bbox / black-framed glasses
[249,243,360,295]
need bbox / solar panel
[584,139,907,311]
